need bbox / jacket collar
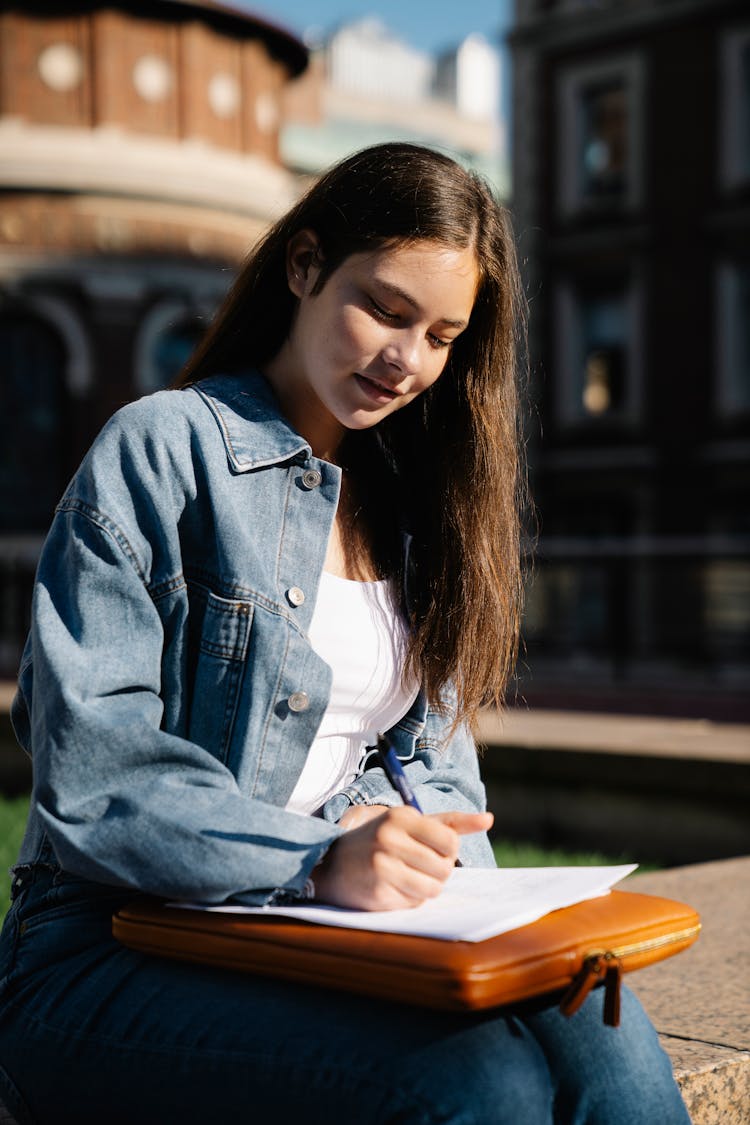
[192,372,312,472]
[193,372,416,614]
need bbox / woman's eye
[428,334,452,350]
[369,296,452,350]
[368,298,398,322]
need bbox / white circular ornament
[132,55,172,103]
[208,73,240,118]
[38,43,83,92]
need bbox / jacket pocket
[187,589,253,763]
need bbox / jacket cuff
[230,831,341,906]
[319,770,410,824]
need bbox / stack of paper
[173,864,637,943]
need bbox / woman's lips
[353,372,400,403]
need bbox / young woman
[0,144,689,1123]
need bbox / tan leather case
[113,890,700,1016]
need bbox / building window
[523,562,612,662]
[557,54,644,216]
[720,26,750,190]
[716,263,750,416]
[135,301,212,393]
[579,82,627,201]
[554,276,643,425]
[704,559,750,668]
[150,316,205,388]
[0,311,68,532]
[579,292,626,414]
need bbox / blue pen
[376,733,464,865]
[376,732,423,812]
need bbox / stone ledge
[625,857,750,1125]
[477,708,750,863]
[476,707,750,764]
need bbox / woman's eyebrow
[374,279,469,329]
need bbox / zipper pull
[603,957,623,1027]
[559,956,604,1018]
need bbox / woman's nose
[383,331,422,377]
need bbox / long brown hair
[176,143,528,725]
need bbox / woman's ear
[286,229,322,298]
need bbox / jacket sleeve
[17,499,340,907]
[319,704,497,868]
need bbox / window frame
[715,260,750,418]
[719,24,750,192]
[553,270,645,428]
[556,52,646,218]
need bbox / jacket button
[301,469,322,489]
[286,586,305,607]
[288,691,310,713]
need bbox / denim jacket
[11,373,494,906]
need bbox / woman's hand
[337,804,391,831]
[312,807,494,911]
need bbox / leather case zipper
[559,922,702,1026]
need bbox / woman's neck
[262,348,345,464]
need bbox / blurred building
[325,16,433,103]
[0,0,307,676]
[434,32,502,124]
[281,18,508,195]
[511,0,750,718]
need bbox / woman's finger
[431,810,494,835]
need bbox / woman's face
[267,233,479,451]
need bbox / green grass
[0,793,30,920]
[492,838,648,869]
[0,794,652,924]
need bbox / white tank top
[285,571,419,816]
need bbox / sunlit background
[0,0,748,725]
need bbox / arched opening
[135,301,211,393]
[0,309,69,675]
[0,310,69,532]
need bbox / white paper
[170,864,637,943]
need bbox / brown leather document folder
[113,890,700,1025]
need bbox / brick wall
[0,6,292,160]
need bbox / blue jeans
[0,868,691,1124]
